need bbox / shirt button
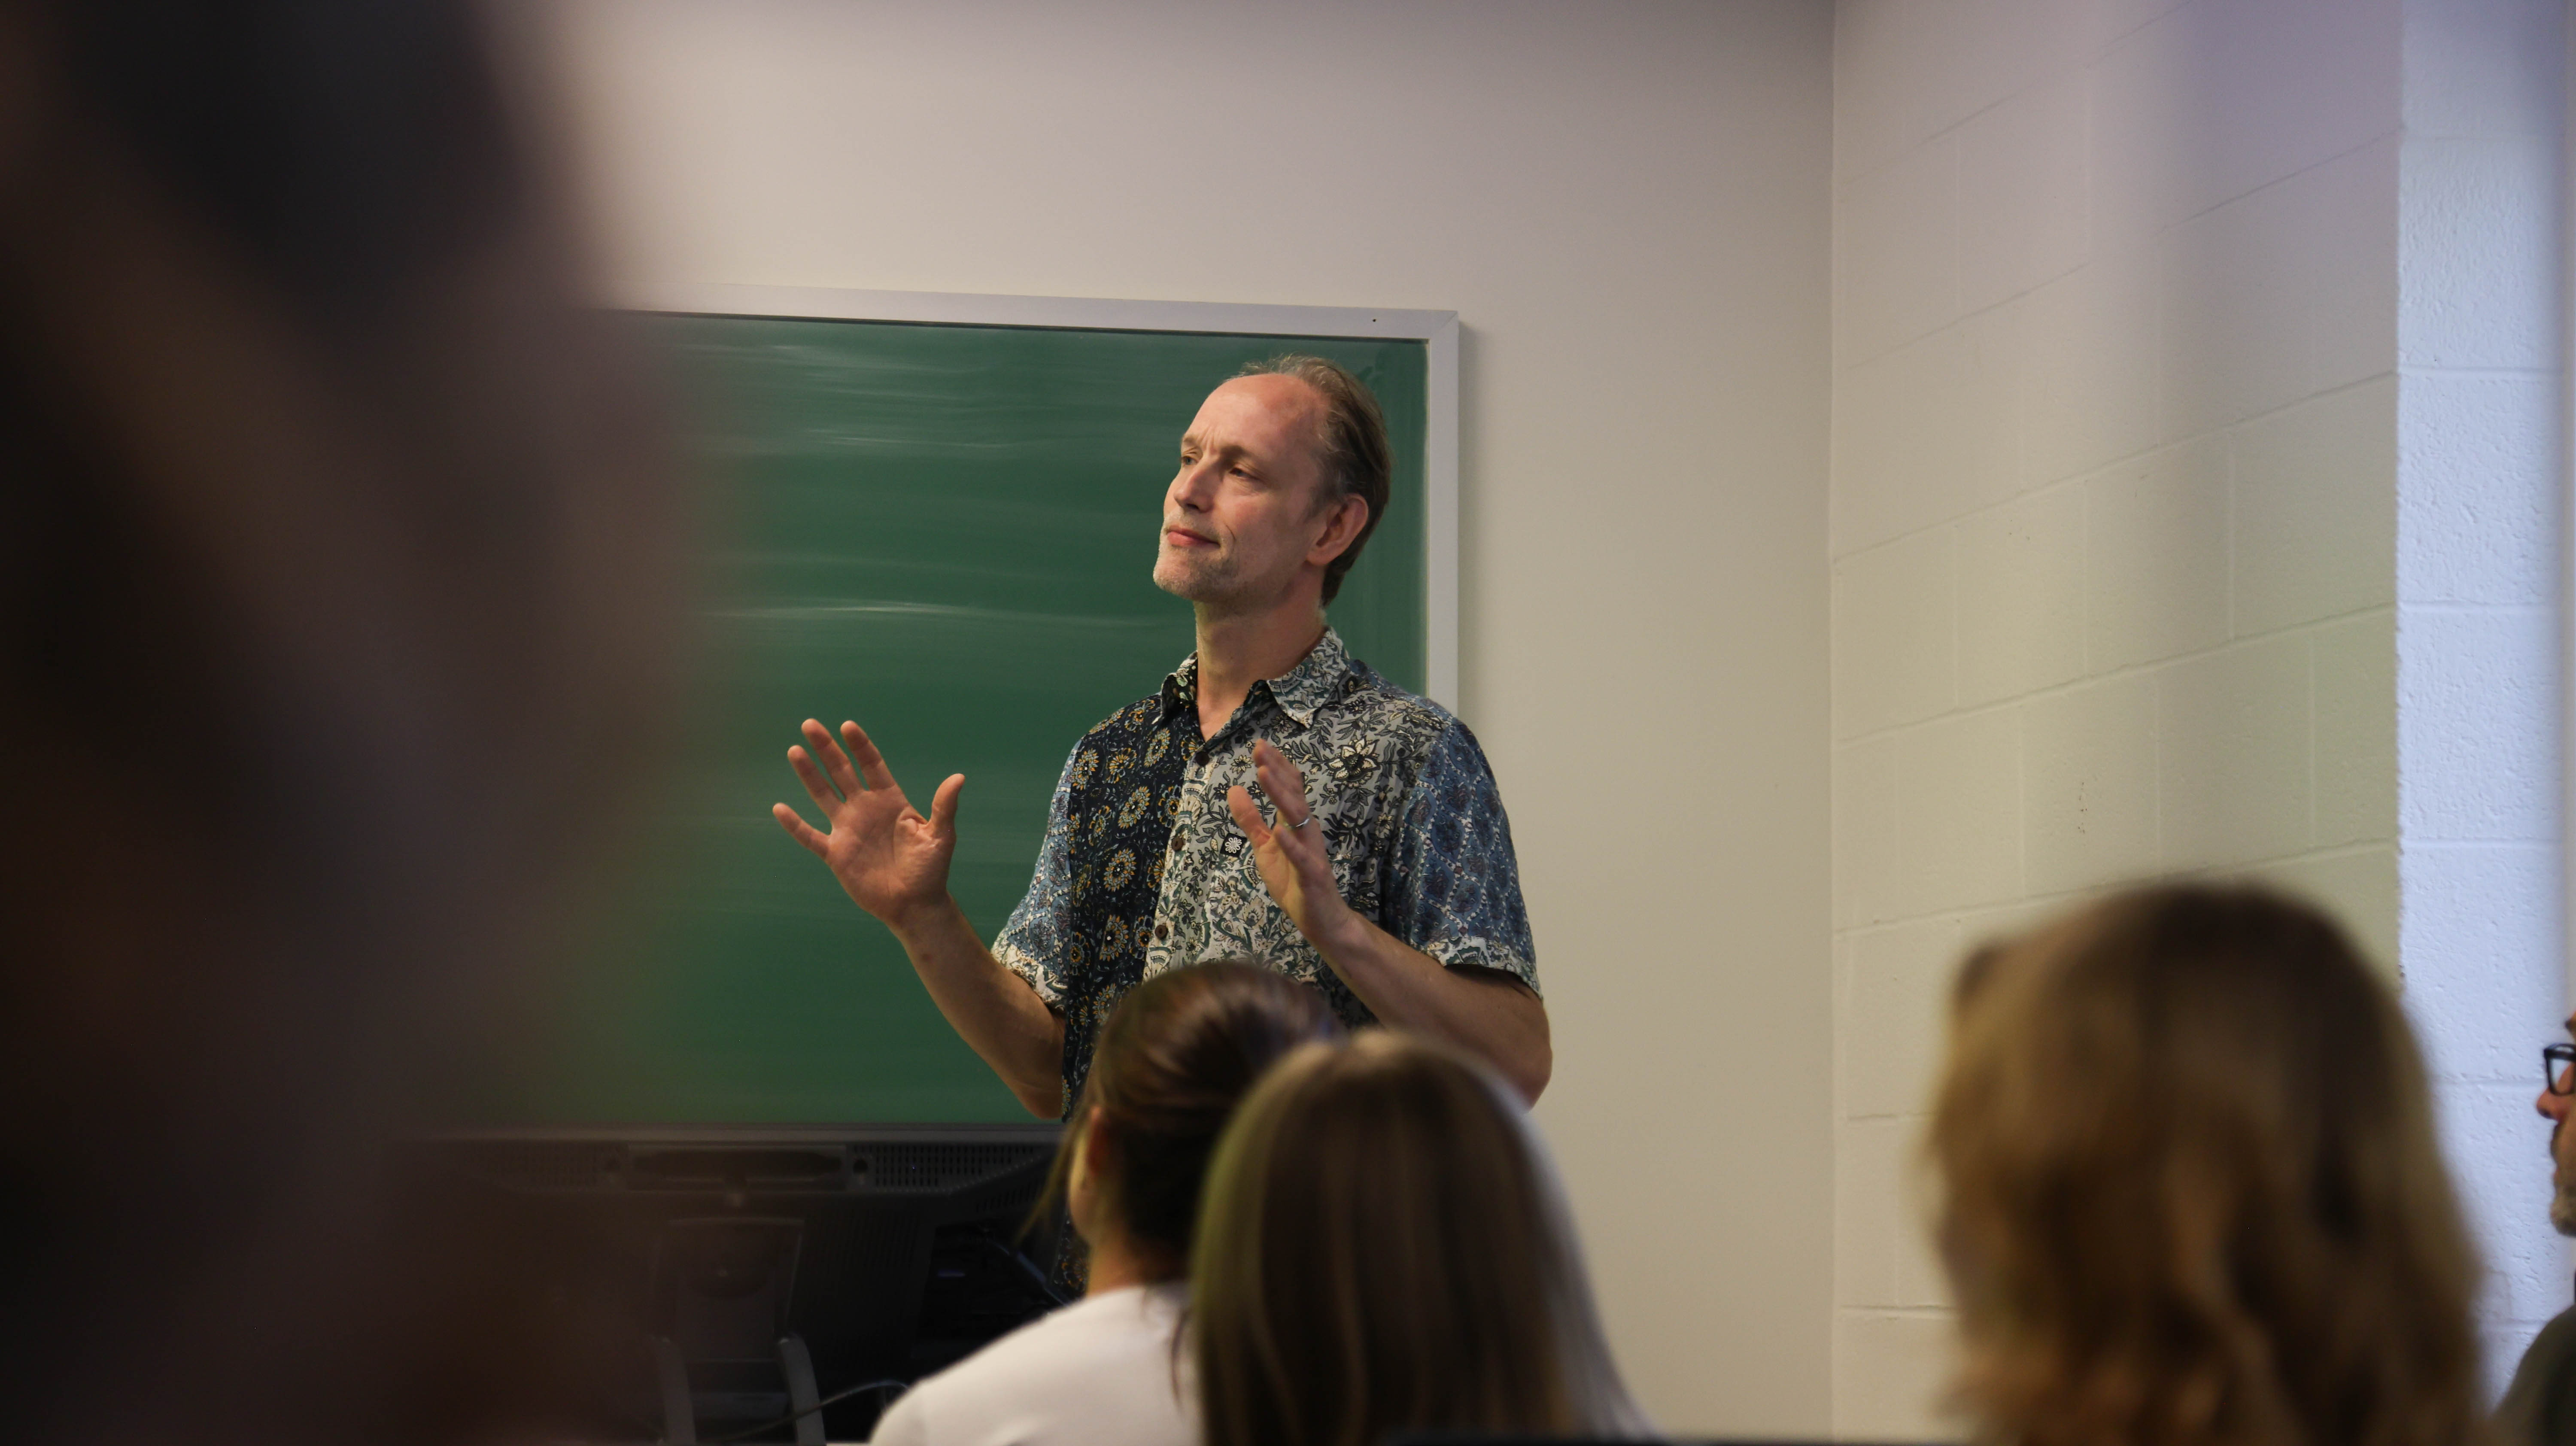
[1170,831,1184,853]
[1155,923,1170,940]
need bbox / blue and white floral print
[993,628,1537,1114]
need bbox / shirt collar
[1158,627,1357,729]
[1157,655,1197,723]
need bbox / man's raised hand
[774,720,964,931]
[1225,737,1355,949]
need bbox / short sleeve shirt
[990,627,1537,1113]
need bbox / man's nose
[1171,463,1218,510]
[2542,1078,2571,1119]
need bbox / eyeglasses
[2547,1043,2576,1096]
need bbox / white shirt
[867,1283,1195,1446]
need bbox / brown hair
[1038,962,1341,1279]
[1192,1032,1646,1446]
[1930,884,2485,1446]
[1235,354,1390,604]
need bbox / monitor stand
[650,1333,824,1445]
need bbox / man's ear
[1308,493,1370,567]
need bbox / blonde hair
[1930,884,2484,1446]
[1191,1032,1646,1446]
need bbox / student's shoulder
[890,1286,1185,1410]
[2502,1305,2576,1442]
[869,1289,1191,1444]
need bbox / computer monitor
[394,1123,1065,1443]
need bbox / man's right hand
[773,719,965,933]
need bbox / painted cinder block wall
[1829,0,2565,1435]
[2396,0,2568,1387]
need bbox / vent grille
[432,1135,1053,1194]
[630,1148,843,1186]
[465,1140,625,1189]
[855,1143,1047,1191]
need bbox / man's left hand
[1225,737,1550,1101]
[1226,738,1355,951]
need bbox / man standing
[773,356,1547,1120]
[2502,1022,2576,1444]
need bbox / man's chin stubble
[1154,556,1236,604]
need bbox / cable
[697,1378,907,1444]
[981,1232,1073,1309]
[683,1234,1057,1442]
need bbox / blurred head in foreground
[0,2,677,1443]
[1043,960,1344,1286]
[1191,1031,1647,1446]
[1932,884,2482,1446]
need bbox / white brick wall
[2396,0,2569,1395]
[1833,0,2565,1434]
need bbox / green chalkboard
[529,316,1428,1124]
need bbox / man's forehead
[1186,374,1323,445]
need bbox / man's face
[2539,1015,2576,1235]
[1153,375,1347,609]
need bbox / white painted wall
[1832,0,2400,1429]
[536,1,1837,1433]
[1830,0,2567,1434]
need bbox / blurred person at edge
[1931,885,2486,1446]
[0,5,681,1446]
[1190,1032,1650,1446]
[869,961,1341,1446]
[2499,1013,2576,1443]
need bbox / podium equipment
[395,1123,1063,1443]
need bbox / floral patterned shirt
[991,627,1538,1114]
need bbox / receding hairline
[1179,373,1340,489]
[1200,371,1332,438]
